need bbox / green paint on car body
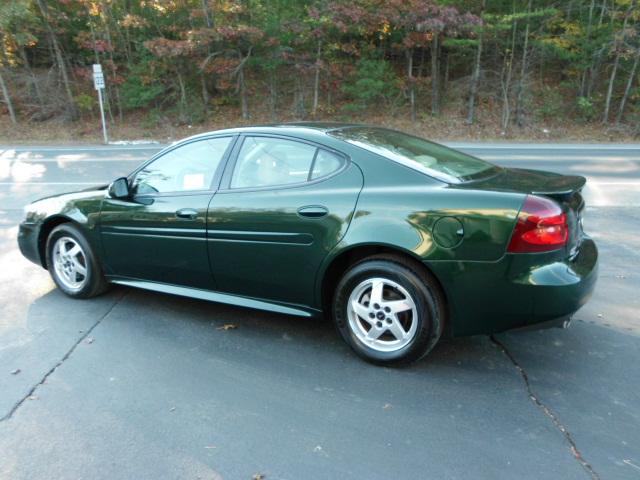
[17,123,597,339]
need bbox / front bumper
[18,221,43,266]
[428,237,598,337]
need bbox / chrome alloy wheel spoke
[347,277,419,353]
[52,236,88,291]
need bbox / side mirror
[109,177,131,199]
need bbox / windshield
[329,127,500,183]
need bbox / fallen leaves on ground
[217,324,237,331]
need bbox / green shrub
[537,87,565,119]
[576,96,595,121]
[121,62,166,110]
[75,93,95,113]
[342,58,399,111]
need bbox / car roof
[177,122,367,143]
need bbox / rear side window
[329,127,499,183]
[311,150,342,180]
[230,137,344,188]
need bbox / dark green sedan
[18,124,598,364]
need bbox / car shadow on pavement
[3,284,639,480]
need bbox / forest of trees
[0,0,639,136]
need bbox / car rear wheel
[332,255,444,365]
[46,223,109,298]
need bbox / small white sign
[183,173,205,190]
[92,64,105,90]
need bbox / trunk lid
[460,167,585,198]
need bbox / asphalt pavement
[0,142,639,479]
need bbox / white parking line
[589,181,640,185]
[0,182,100,185]
[446,143,640,150]
[480,155,640,161]
[0,158,149,163]
[0,145,162,153]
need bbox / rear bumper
[428,237,598,337]
[18,221,43,266]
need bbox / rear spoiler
[531,175,586,203]
[530,175,586,196]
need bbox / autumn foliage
[0,0,639,133]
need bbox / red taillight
[508,195,568,253]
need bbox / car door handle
[175,208,198,220]
[297,205,329,218]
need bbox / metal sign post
[92,64,108,144]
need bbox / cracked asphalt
[0,143,639,479]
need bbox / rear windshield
[329,127,500,183]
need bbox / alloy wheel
[347,277,418,352]
[52,236,88,291]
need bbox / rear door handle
[175,208,198,220]
[297,205,329,218]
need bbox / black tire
[45,223,109,299]
[332,254,445,365]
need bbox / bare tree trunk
[616,47,640,124]
[587,0,610,98]
[0,34,17,124]
[466,0,486,125]
[269,68,277,120]
[431,35,439,115]
[201,75,210,109]
[515,0,532,127]
[201,0,213,28]
[19,46,45,109]
[579,0,596,96]
[417,48,426,78]
[176,72,188,123]
[312,41,322,117]
[231,48,252,120]
[87,14,112,123]
[326,71,332,110]
[99,7,123,122]
[36,0,78,120]
[292,74,305,119]
[603,51,621,124]
[442,50,450,97]
[501,17,517,132]
[238,66,249,120]
[0,68,17,125]
[603,2,634,123]
[407,48,416,122]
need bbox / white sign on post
[92,64,105,90]
[92,64,108,143]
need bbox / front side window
[231,137,318,189]
[134,137,232,194]
[329,127,499,183]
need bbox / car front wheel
[46,223,109,298]
[333,255,445,365]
